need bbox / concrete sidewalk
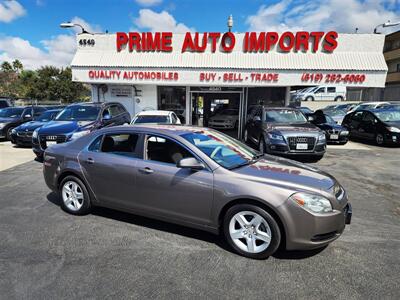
[0,141,36,171]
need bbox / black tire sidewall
[258,136,265,153]
[376,133,384,145]
[223,204,281,259]
[306,96,314,102]
[59,175,91,215]
[6,127,14,140]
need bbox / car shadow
[46,192,327,260]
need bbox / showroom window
[157,86,187,123]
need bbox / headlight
[387,126,400,133]
[32,129,39,138]
[318,133,326,142]
[290,192,333,213]
[0,123,5,129]
[267,133,284,141]
[69,130,90,140]
[340,130,349,135]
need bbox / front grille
[287,136,316,151]
[39,135,67,150]
[328,129,340,134]
[17,131,33,137]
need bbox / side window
[146,135,193,164]
[362,112,375,122]
[100,133,139,158]
[352,111,363,121]
[315,87,325,94]
[33,107,45,116]
[102,107,112,118]
[23,108,32,117]
[117,104,127,114]
[88,135,103,152]
[327,87,336,93]
[109,105,123,117]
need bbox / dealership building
[70,31,388,138]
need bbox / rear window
[133,115,169,124]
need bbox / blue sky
[1,0,399,69]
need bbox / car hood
[234,155,336,191]
[16,120,46,131]
[315,123,344,131]
[39,120,96,135]
[264,122,320,134]
[385,121,400,128]
[0,117,18,123]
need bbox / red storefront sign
[116,31,338,53]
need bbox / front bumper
[277,197,351,250]
[266,140,326,156]
[384,132,400,145]
[11,132,33,145]
[209,121,236,129]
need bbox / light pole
[374,20,400,34]
[60,22,89,34]
[227,15,233,32]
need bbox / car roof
[45,109,62,113]
[262,106,299,111]
[136,110,172,116]
[100,124,214,137]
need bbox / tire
[258,136,266,153]
[223,204,281,259]
[6,127,14,140]
[59,175,92,215]
[375,133,385,146]
[305,96,314,102]
[334,96,343,102]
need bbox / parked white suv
[131,110,181,125]
[296,86,347,102]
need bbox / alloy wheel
[62,181,84,212]
[228,211,272,254]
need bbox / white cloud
[0,0,26,23]
[133,9,194,32]
[70,16,102,34]
[0,17,100,69]
[246,0,400,34]
[135,0,162,7]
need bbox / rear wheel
[334,96,343,102]
[223,204,281,259]
[60,175,92,215]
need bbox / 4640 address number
[301,73,366,83]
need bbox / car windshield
[181,130,259,170]
[55,106,100,121]
[134,115,169,124]
[326,108,346,116]
[325,115,337,124]
[375,110,400,122]
[218,109,238,115]
[35,110,57,122]
[265,109,307,123]
[0,107,24,118]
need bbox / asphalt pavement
[0,143,399,299]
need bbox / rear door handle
[86,158,95,164]
[139,167,154,174]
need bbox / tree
[1,61,13,73]
[12,59,23,73]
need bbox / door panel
[78,150,139,208]
[135,160,214,225]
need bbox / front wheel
[258,136,266,153]
[305,96,314,102]
[223,204,281,259]
[6,127,14,140]
[60,175,92,215]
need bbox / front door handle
[139,167,154,174]
[86,158,95,164]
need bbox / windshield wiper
[228,154,264,170]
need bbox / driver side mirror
[307,115,315,122]
[23,114,32,119]
[177,157,204,171]
[253,116,261,122]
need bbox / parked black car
[310,110,349,145]
[32,102,131,159]
[0,98,13,109]
[342,109,400,145]
[244,106,326,159]
[0,106,47,140]
[10,109,61,146]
